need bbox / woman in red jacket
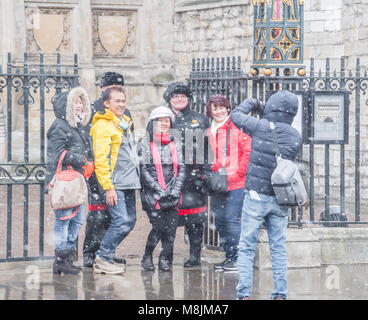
[206,95,252,271]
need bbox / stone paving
[0,252,368,300]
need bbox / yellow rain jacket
[90,109,141,191]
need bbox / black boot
[53,249,80,275]
[158,257,171,272]
[184,244,201,267]
[141,255,155,271]
[83,254,95,268]
[142,243,156,271]
[184,256,201,267]
[67,249,82,271]
[184,224,203,267]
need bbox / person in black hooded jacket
[230,90,302,300]
[163,82,210,268]
[45,87,94,275]
[138,106,186,272]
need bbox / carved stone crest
[26,7,72,55]
[98,16,128,56]
[33,13,64,55]
[92,9,136,58]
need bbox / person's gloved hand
[156,187,168,200]
[82,160,95,179]
[253,98,265,117]
[168,186,181,199]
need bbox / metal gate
[187,56,368,248]
[0,53,79,262]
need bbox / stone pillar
[75,1,96,99]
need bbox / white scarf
[75,111,86,124]
[210,116,229,137]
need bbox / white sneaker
[93,256,126,275]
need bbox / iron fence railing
[0,53,79,262]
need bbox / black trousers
[144,209,179,261]
[82,209,110,259]
[179,214,204,259]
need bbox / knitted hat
[163,82,192,103]
[100,72,124,87]
[148,106,175,123]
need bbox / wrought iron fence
[0,53,79,262]
[187,56,368,248]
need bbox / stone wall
[0,0,181,162]
[173,0,253,79]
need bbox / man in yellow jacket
[90,85,141,274]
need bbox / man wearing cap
[90,85,140,274]
[163,82,210,267]
[82,72,133,268]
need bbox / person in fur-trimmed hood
[45,86,94,275]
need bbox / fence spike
[364,69,367,78]
[216,57,220,71]
[349,69,353,77]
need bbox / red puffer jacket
[207,118,252,191]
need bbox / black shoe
[214,258,231,270]
[184,257,201,268]
[113,256,126,264]
[159,258,171,272]
[141,256,155,271]
[223,259,238,271]
[83,255,95,268]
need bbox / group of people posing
[45,71,302,300]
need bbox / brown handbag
[47,150,88,218]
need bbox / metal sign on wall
[310,91,349,144]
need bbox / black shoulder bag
[208,121,231,194]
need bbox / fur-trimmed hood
[52,87,91,128]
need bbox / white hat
[148,106,175,123]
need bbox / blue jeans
[54,205,85,251]
[236,192,289,299]
[211,188,244,260]
[97,190,136,261]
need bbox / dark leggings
[144,209,179,260]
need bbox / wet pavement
[0,253,368,300]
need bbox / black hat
[163,82,192,103]
[100,72,124,88]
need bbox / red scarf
[150,135,179,210]
[153,132,171,145]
